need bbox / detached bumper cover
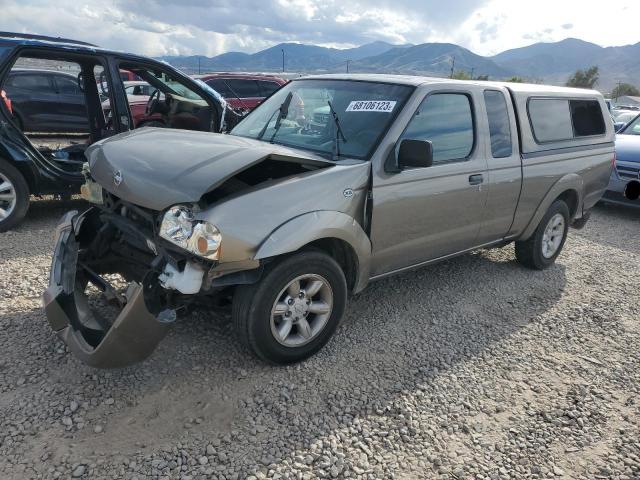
[42,210,171,368]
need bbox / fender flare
[254,211,372,293]
[520,173,583,240]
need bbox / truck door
[474,88,522,244]
[370,89,489,277]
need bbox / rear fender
[520,173,583,240]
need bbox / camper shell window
[528,97,606,143]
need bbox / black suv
[0,32,231,232]
[4,69,88,132]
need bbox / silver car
[43,74,614,367]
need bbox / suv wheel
[0,159,29,232]
[515,200,570,270]
[232,251,347,364]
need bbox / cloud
[0,0,489,56]
[0,0,638,59]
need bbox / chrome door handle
[469,174,484,185]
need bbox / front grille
[617,163,640,179]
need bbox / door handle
[469,174,484,185]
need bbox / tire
[232,251,347,364]
[515,200,570,270]
[0,158,30,233]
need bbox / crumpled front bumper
[42,210,171,368]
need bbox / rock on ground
[0,197,638,479]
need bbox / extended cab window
[484,90,512,158]
[402,93,474,164]
[529,98,605,143]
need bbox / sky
[2,0,639,57]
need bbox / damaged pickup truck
[43,75,614,367]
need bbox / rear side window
[528,97,605,143]
[224,79,260,98]
[570,100,605,137]
[402,93,475,164]
[258,80,281,97]
[484,90,512,158]
[9,73,54,93]
[205,79,233,98]
[54,75,81,95]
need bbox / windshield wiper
[256,92,293,142]
[327,100,347,160]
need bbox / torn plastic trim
[42,209,172,368]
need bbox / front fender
[520,173,583,240]
[254,211,372,293]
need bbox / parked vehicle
[613,111,638,132]
[197,73,287,111]
[0,32,231,231]
[603,114,640,206]
[613,104,640,112]
[42,74,613,368]
[3,69,88,132]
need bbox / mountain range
[159,38,640,91]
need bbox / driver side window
[401,93,475,165]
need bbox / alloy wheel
[270,274,334,347]
[0,173,17,221]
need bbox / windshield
[620,114,640,135]
[231,79,413,159]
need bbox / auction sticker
[346,100,396,113]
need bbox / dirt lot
[0,198,638,480]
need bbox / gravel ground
[0,198,639,480]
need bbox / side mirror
[397,139,434,169]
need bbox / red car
[196,73,287,111]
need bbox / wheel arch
[254,211,371,293]
[520,173,583,241]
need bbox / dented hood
[86,128,333,211]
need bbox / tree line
[565,66,639,98]
[449,64,639,96]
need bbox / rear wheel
[232,251,347,364]
[0,159,29,232]
[515,200,570,270]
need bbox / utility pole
[615,80,622,102]
[470,67,474,79]
[282,49,285,73]
[346,59,351,73]
[198,57,201,75]
[450,57,455,78]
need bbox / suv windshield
[620,114,640,135]
[231,79,413,159]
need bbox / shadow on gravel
[0,197,89,261]
[579,202,640,255]
[0,243,569,473]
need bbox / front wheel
[515,200,570,270]
[232,251,347,364]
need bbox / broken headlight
[159,206,222,260]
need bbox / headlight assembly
[159,205,221,260]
